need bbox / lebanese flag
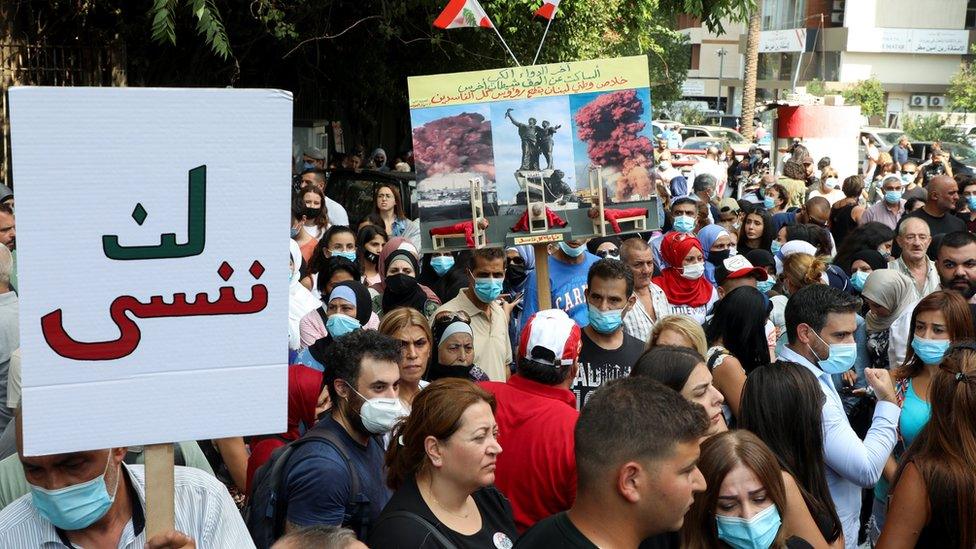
[534,0,561,20]
[433,0,494,29]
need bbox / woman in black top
[828,175,864,245]
[739,363,843,548]
[369,378,517,549]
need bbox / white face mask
[347,385,407,434]
[681,262,705,280]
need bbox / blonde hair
[781,253,827,293]
[378,307,432,342]
[649,315,708,356]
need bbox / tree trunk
[740,0,762,141]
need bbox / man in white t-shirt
[300,169,350,226]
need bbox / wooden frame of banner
[145,443,175,538]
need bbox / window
[968,0,976,28]
[690,44,701,70]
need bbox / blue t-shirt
[284,415,390,536]
[520,252,600,330]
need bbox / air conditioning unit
[910,95,927,108]
[928,96,947,108]
[830,12,843,24]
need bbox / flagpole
[490,24,521,66]
[532,16,554,65]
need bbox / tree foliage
[903,114,964,143]
[948,45,976,112]
[842,77,885,118]
[150,0,232,60]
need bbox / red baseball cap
[518,309,582,368]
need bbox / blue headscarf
[506,245,536,294]
[697,223,730,285]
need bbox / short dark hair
[671,197,697,211]
[275,524,357,548]
[0,203,11,216]
[516,357,573,385]
[323,225,355,247]
[324,330,400,402]
[469,247,505,269]
[937,231,976,258]
[575,377,708,492]
[784,284,860,344]
[301,168,328,185]
[586,258,634,296]
[693,174,717,193]
[291,194,306,221]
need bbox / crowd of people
[0,135,974,549]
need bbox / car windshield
[874,130,905,149]
[943,142,976,165]
[711,129,748,143]
[684,139,725,150]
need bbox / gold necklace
[427,478,470,519]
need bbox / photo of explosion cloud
[570,88,655,203]
[411,106,499,221]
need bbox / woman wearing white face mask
[652,232,719,324]
[808,167,845,206]
[369,378,517,549]
[682,431,818,549]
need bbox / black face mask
[363,250,379,264]
[385,273,420,295]
[708,249,732,266]
[303,206,321,219]
[506,263,528,287]
[427,361,474,381]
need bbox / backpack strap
[316,306,328,325]
[272,425,367,539]
[375,511,459,549]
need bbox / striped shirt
[0,464,254,548]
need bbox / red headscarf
[652,232,714,307]
[245,364,322,494]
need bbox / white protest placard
[10,87,292,456]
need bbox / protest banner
[408,56,661,306]
[10,87,291,533]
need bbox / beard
[945,276,976,299]
[338,394,371,437]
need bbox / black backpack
[244,423,371,548]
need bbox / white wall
[839,52,962,85]
[845,0,966,29]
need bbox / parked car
[678,125,753,155]
[860,127,906,152]
[702,114,741,131]
[948,124,976,148]
[906,141,976,178]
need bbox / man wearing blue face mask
[573,260,642,409]
[778,285,900,549]
[859,175,905,231]
[0,413,252,547]
[434,248,512,381]
[520,240,600,331]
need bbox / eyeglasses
[596,249,619,258]
[507,256,525,266]
[434,310,471,323]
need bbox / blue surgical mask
[716,504,782,549]
[901,172,914,184]
[770,240,782,254]
[850,270,869,292]
[967,196,976,211]
[332,250,357,263]
[473,277,503,302]
[559,242,586,258]
[884,190,903,204]
[326,313,361,338]
[756,279,775,294]
[763,196,775,209]
[672,215,695,234]
[29,453,119,531]
[290,226,300,238]
[808,329,857,374]
[587,304,624,334]
[302,161,316,170]
[911,336,950,365]
[430,255,455,276]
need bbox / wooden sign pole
[144,443,175,538]
[533,242,552,310]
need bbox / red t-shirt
[479,375,578,533]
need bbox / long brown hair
[681,431,790,549]
[891,345,976,548]
[373,183,405,220]
[896,291,975,380]
[300,185,330,232]
[385,378,495,490]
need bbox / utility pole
[716,48,728,113]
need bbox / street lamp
[716,48,728,113]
